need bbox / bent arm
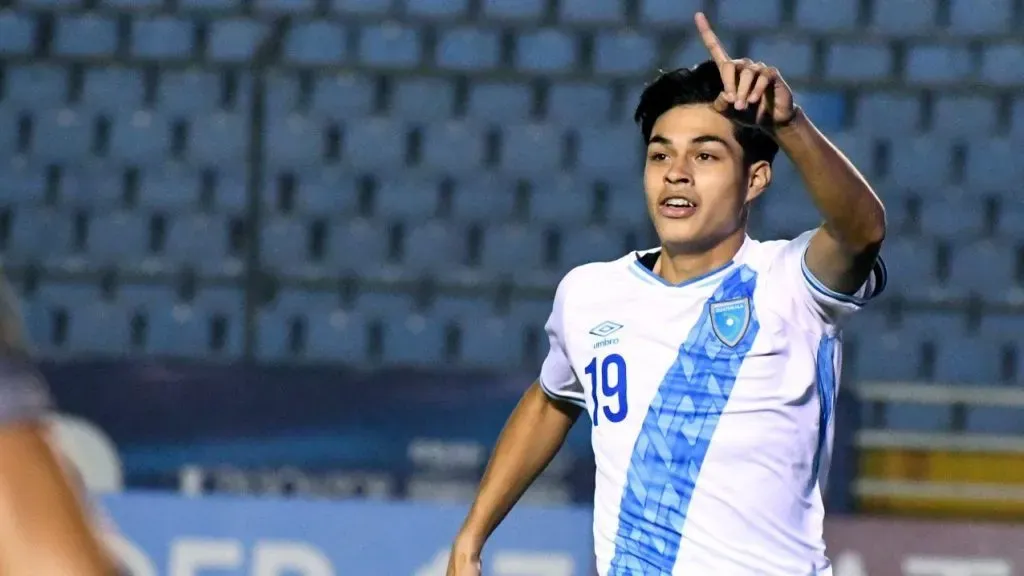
[453,382,582,555]
[776,108,887,295]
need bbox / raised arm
[695,12,886,295]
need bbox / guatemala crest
[709,298,751,347]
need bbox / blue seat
[946,241,1018,303]
[870,0,937,35]
[748,37,813,80]
[255,0,316,14]
[529,176,592,225]
[879,238,938,301]
[1,65,66,110]
[54,14,116,57]
[328,218,388,273]
[69,302,131,355]
[547,82,612,125]
[885,403,952,432]
[330,0,391,14]
[465,82,532,122]
[906,44,973,84]
[593,31,656,76]
[179,0,241,9]
[479,224,544,274]
[918,190,986,241]
[576,125,641,176]
[854,92,921,135]
[4,208,74,267]
[305,309,368,363]
[669,34,737,70]
[996,199,1024,242]
[436,27,500,71]
[159,70,221,115]
[795,92,846,134]
[481,0,544,20]
[260,217,311,277]
[17,0,82,6]
[32,283,103,353]
[212,170,249,214]
[853,331,921,381]
[56,165,127,208]
[164,215,244,277]
[0,161,45,205]
[718,0,782,29]
[982,44,1024,87]
[560,226,623,269]
[256,289,337,360]
[966,407,1024,435]
[825,42,892,81]
[638,0,699,26]
[459,317,519,368]
[420,122,485,174]
[355,290,416,323]
[86,212,150,268]
[605,182,649,229]
[264,114,322,168]
[450,175,516,223]
[32,109,91,162]
[81,68,144,114]
[933,335,1004,384]
[506,297,551,330]
[558,0,623,24]
[406,0,469,18]
[795,0,857,31]
[965,138,1017,190]
[265,73,298,115]
[188,113,248,167]
[132,17,194,60]
[515,29,577,73]
[0,110,16,156]
[0,12,35,55]
[949,0,1012,35]
[310,73,376,120]
[402,222,466,275]
[760,184,822,238]
[391,77,455,121]
[284,21,346,65]
[343,118,406,170]
[358,23,421,68]
[110,110,171,165]
[499,124,562,174]
[163,287,245,358]
[285,169,358,216]
[208,19,268,63]
[382,315,445,367]
[373,173,440,220]
[1012,97,1024,141]
[118,284,176,316]
[431,293,495,322]
[138,165,200,210]
[886,137,953,189]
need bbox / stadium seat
[188,113,248,167]
[1,65,66,110]
[158,287,245,358]
[965,138,1018,190]
[402,221,467,276]
[110,110,172,165]
[669,34,738,71]
[949,0,1012,35]
[255,0,316,14]
[906,44,973,84]
[420,122,485,174]
[946,241,1019,303]
[305,309,369,363]
[459,317,519,368]
[31,109,92,162]
[981,43,1024,86]
[85,211,151,268]
[260,217,311,277]
[528,176,593,225]
[311,73,377,120]
[0,12,35,55]
[431,293,496,322]
[885,137,953,189]
[932,335,1005,385]
[208,19,268,63]
[795,0,858,31]
[264,114,323,168]
[256,289,337,359]
[265,169,358,216]
[158,70,222,116]
[390,77,456,121]
[0,161,45,205]
[965,407,1024,435]
[355,290,416,323]
[373,173,440,221]
[854,92,921,135]
[0,110,16,157]
[575,124,642,176]
[139,165,201,211]
[57,164,124,209]
[406,0,469,18]
[54,15,117,58]
[515,29,577,73]
[449,175,517,223]
[604,183,650,230]
[331,0,392,15]
[358,23,422,68]
[382,315,446,366]
[884,404,952,432]
[718,0,783,29]
[284,21,347,66]
[3,208,74,268]
[869,0,937,35]
[546,82,613,126]
[465,82,533,123]
[481,0,544,21]
[479,224,545,275]
[558,0,623,24]
[499,124,563,174]
[559,226,624,269]
[342,118,407,170]
[163,214,244,277]
[917,191,986,241]
[265,73,298,115]
[592,31,657,76]
[747,37,814,80]
[179,0,242,9]
[825,42,893,81]
[68,302,132,356]
[436,27,500,71]
[131,17,194,60]
[328,218,389,274]
[879,238,939,301]
[80,68,145,114]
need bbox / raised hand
[694,12,797,128]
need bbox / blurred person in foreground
[0,275,119,574]
[448,13,886,576]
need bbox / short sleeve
[538,275,586,409]
[769,229,887,326]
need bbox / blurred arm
[452,382,582,557]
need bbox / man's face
[643,104,768,253]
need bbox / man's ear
[745,160,772,203]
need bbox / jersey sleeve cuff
[800,248,887,309]
[537,377,587,409]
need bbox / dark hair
[633,60,779,166]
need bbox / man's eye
[649,153,668,161]
[696,152,715,161]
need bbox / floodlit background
[1,0,1023,573]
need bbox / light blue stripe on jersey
[811,336,838,490]
[608,265,760,575]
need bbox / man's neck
[653,229,747,285]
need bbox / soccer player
[447,13,886,576]
[0,276,119,574]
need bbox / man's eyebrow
[647,134,730,147]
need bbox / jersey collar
[628,236,753,289]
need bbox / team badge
[709,298,751,347]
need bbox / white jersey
[538,230,886,576]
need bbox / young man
[447,13,886,576]
[0,276,119,575]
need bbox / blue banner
[101,492,595,576]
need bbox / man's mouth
[659,195,699,218]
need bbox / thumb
[712,91,731,113]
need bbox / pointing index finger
[694,12,730,64]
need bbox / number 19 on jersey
[585,354,628,425]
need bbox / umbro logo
[589,321,623,337]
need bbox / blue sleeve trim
[800,250,887,307]
[537,378,587,409]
